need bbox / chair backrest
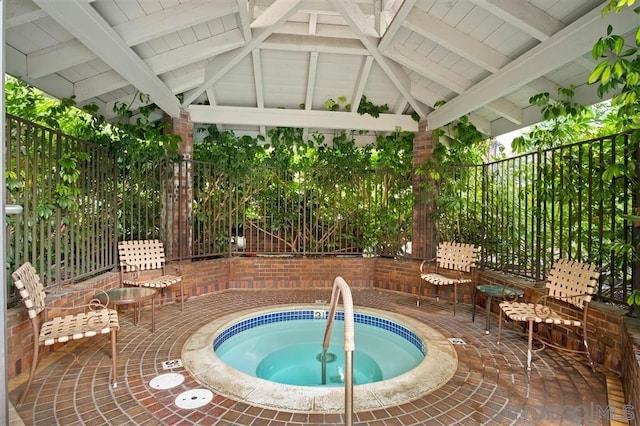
[12,262,47,319]
[118,240,167,272]
[436,242,479,272]
[545,259,600,309]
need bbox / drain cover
[175,389,213,409]
[448,337,466,345]
[150,373,185,390]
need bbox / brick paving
[9,288,612,425]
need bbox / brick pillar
[164,111,193,259]
[412,120,437,260]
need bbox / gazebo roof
[6,0,638,140]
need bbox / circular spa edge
[182,305,458,413]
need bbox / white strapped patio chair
[496,259,600,371]
[118,239,184,312]
[418,242,480,315]
[12,262,119,405]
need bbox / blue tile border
[213,310,425,354]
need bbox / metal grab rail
[321,276,354,426]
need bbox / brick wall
[621,317,640,424]
[180,256,377,297]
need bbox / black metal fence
[436,131,639,303]
[190,161,412,258]
[5,114,118,292]
[5,113,638,306]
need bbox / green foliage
[323,96,349,111]
[190,97,414,256]
[589,2,640,130]
[196,125,267,180]
[433,115,488,166]
[511,90,619,154]
[5,76,181,162]
[106,95,181,162]
[357,95,389,118]
[429,112,490,244]
[588,1,640,298]
[322,95,391,118]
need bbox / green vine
[589,1,640,130]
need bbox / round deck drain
[150,373,185,390]
[175,389,213,409]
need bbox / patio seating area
[8,288,627,425]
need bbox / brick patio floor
[9,288,616,425]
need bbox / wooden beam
[74,70,128,102]
[402,8,510,72]
[304,51,319,110]
[252,49,265,108]
[275,21,360,39]
[470,0,564,41]
[6,0,48,28]
[112,0,238,46]
[187,105,419,132]
[27,40,95,79]
[378,0,415,51]
[236,0,252,41]
[261,33,368,55]
[351,56,374,114]
[486,98,523,125]
[385,42,472,93]
[302,51,318,141]
[145,29,244,75]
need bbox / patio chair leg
[453,283,457,316]
[180,282,185,312]
[527,320,534,371]
[18,331,40,405]
[496,309,503,345]
[582,323,595,371]
[111,329,118,388]
[416,281,422,306]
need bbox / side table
[95,287,157,332]
[472,284,524,334]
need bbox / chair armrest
[498,284,520,302]
[531,294,553,319]
[119,261,139,281]
[419,258,436,273]
[532,292,590,319]
[41,288,111,322]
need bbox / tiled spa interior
[9,288,623,425]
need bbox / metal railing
[321,276,354,425]
[436,131,639,304]
[5,115,118,298]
